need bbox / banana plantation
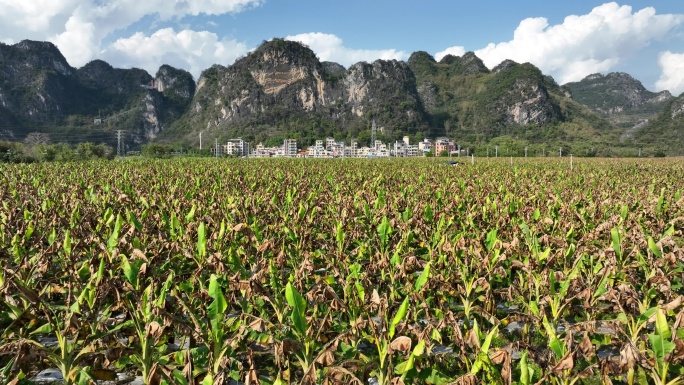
[1,157,684,385]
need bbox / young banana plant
[174,274,241,385]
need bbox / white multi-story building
[223,138,250,157]
[407,145,420,157]
[393,140,408,157]
[308,141,328,158]
[284,139,297,157]
[418,139,433,154]
[253,143,277,157]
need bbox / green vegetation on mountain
[564,72,673,130]
[0,38,682,155]
[0,40,193,149]
[630,94,684,155]
[407,51,625,155]
[163,38,429,147]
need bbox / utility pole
[215,138,219,159]
[116,130,125,157]
[559,147,562,157]
[200,132,202,150]
[525,146,528,158]
[495,145,498,158]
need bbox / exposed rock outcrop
[0,40,193,145]
[564,72,674,139]
[178,38,427,141]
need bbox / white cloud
[0,0,79,33]
[102,28,249,79]
[285,32,407,67]
[656,51,684,95]
[435,46,466,62]
[0,0,262,68]
[442,2,683,84]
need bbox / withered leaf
[316,349,335,366]
[371,289,381,305]
[145,321,164,340]
[489,349,508,365]
[389,336,412,353]
[182,349,193,382]
[282,338,303,355]
[465,328,480,350]
[552,352,574,374]
[132,248,148,261]
[302,362,317,385]
[619,343,638,370]
[248,318,265,332]
[489,349,511,385]
[451,373,477,385]
[663,296,683,312]
[671,338,684,363]
[579,333,595,358]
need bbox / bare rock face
[488,62,560,127]
[140,93,162,141]
[0,40,196,145]
[344,60,419,119]
[0,40,80,122]
[185,38,427,134]
[504,79,551,125]
[410,52,561,132]
[155,65,195,100]
[671,97,684,119]
[564,72,673,114]
[563,72,674,138]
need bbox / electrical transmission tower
[371,119,377,148]
[116,130,125,157]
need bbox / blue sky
[1,1,683,94]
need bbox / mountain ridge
[0,38,681,155]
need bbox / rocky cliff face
[0,40,79,121]
[155,65,195,100]
[564,72,672,114]
[671,96,684,120]
[563,72,673,137]
[0,40,193,145]
[409,52,563,139]
[502,78,552,125]
[172,39,427,144]
[3,38,677,150]
[492,62,560,126]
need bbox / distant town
[210,135,466,158]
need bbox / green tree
[141,143,174,158]
[76,142,115,160]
